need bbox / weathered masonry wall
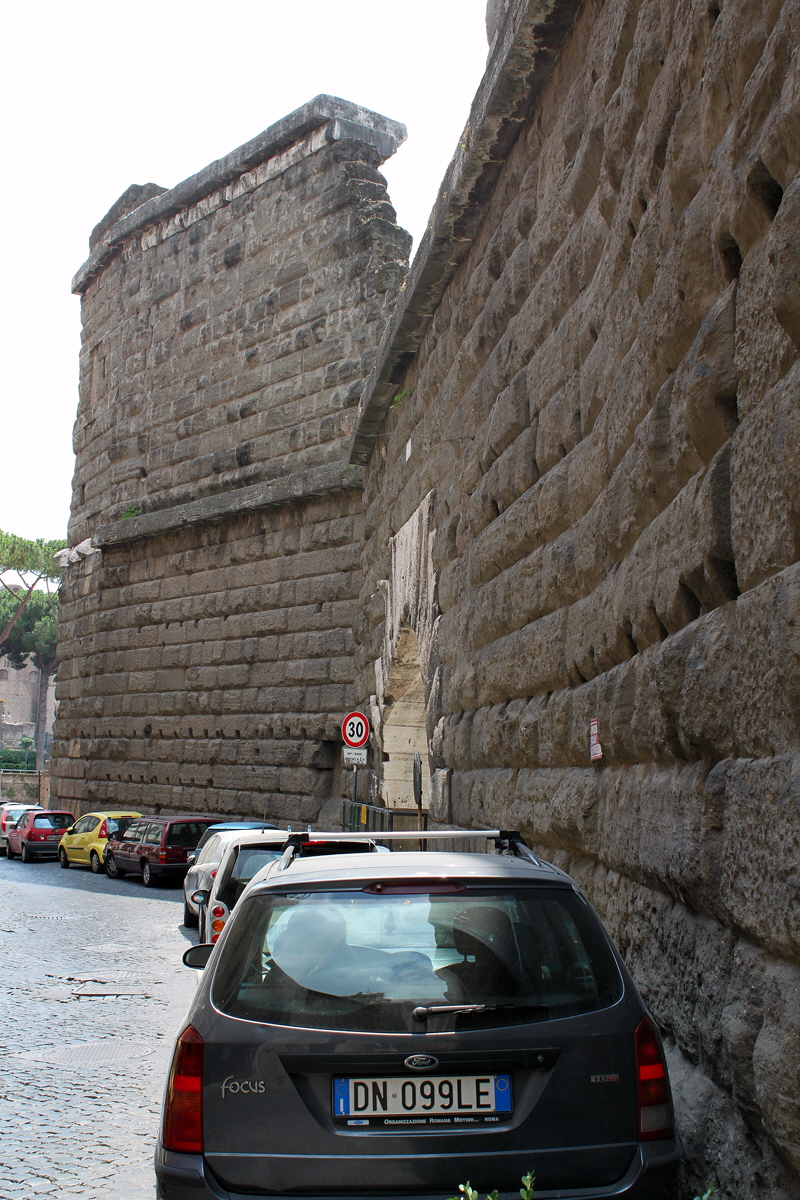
[354,0,800,1195]
[55,498,363,822]
[53,96,410,822]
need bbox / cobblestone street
[0,855,198,1199]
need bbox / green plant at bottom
[449,1170,535,1200]
[694,1185,717,1200]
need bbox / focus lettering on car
[404,1055,439,1070]
[221,1076,265,1098]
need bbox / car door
[60,814,84,859]
[8,812,28,852]
[143,823,163,868]
[114,820,143,869]
[68,815,97,862]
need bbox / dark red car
[105,816,219,887]
[7,810,76,862]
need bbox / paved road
[0,854,198,1199]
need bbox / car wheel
[142,861,157,887]
[6,843,15,860]
[59,848,70,869]
[21,844,33,863]
[105,853,125,879]
[90,851,102,874]
[183,901,199,928]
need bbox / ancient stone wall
[53,96,410,822]
[353,0,800,1193]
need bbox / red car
[7,809,76,862]
[106,816,219,886]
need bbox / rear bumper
[155,1141,680,1200]
[154,863,190,879]
[23,843,60,858]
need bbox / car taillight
[162,1025,204,1153]
[635,1016,673,1140]
[211,933,220,943]
[210,869,217,878]
[159,850,167,862]
[211,906,225,918]
[98,820,107,839]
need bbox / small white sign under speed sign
[342,711,370,748]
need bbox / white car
[0,803,43,854]
[183,828,285,928]
[195,831,390,942]
[195,830,290,942]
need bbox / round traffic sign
[342,711,370,748]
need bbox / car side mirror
[183,944,214,969]
[65,826,75,835]
[191,889,209,907]
[187,853,196,867]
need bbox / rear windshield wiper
[412,1003,549,1021]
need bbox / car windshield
[216,846,283,908]
[34,814,72,829]
[212,886,622,1032]
[197,836,222,865]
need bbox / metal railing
[341,800,395,833]
[340,802,431,852]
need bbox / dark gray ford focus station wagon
[156,832,680,1199]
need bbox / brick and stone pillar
[52,96,410,823]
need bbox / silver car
[194,830,289,941]
[156,831,680,1199]
[184,825,286,927]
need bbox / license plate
[333,1074,512,1120]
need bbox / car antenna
[262,801,268,833]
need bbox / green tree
[0,529,65,645]
[0,587,61,771]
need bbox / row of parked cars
[0,800,290,949]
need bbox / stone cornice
[72,95,406,295]
[348,0,582,466]
[93,461,364,547]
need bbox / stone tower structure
[53,96,410,823]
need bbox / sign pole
[413,750,423,851]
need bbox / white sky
[0,0,488,544]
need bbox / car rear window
[212,886,623,1033]
[216,846,283,908]
[167,821,211,847]
[33,814,73,829]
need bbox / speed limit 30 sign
[342,711,370,748]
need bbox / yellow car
[58,811,142,874]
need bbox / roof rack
[276,829,540,870]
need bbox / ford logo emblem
[404,1054,439,1071]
